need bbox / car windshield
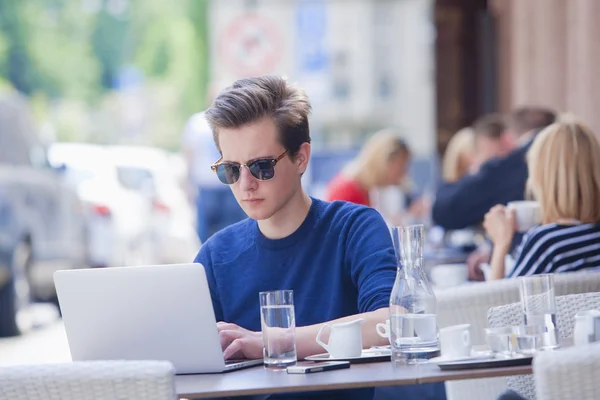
[116,166,155,193]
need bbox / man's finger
[223,338,245,360]
[217,322,240,332]
[219,329,244,350]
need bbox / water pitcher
[390,224,440,364]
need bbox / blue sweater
[194,198,397,399]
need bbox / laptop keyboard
[225,359,247,365]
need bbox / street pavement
[0,304,70,366]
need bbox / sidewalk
[0,313,70,366]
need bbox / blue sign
[295,0,329,73]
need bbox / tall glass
[519,274,559,348]
[389,225,439,364]
[259,290,297,370]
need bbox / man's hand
[467,247,491,281]
[217,322,263,360]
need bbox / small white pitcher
[574,309,600,346]
[316,318,364,358]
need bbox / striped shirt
[509,223,600,278]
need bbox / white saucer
[370,345,392,351]
[305,348,391,362]
[429,350,494,364]
[393,338,439,347]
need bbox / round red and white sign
[219,13,285,76]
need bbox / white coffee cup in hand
[507,201,542,232]
[439,324,472,359]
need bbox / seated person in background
[484,116,600,280]
[326,129,428,223]
[433,108,555,231]
[432,107,556,280]
[441,126,476,183]
[195,75,395,400]
[470,113,512,171]
[371,178,429,227]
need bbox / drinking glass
[519,274,559,348]
[259,290,297,370]
[512,325,544,355]
[485,326,515,356]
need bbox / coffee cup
[316,318,364,358]
[507,201,542,232]
[439,324,472,359]
[376,319,390,339]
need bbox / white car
[109,145,200,264]
[48,143,155,268]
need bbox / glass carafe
[390,224,440,364]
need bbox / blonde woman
[326,129,411,206]
[442,127,476,183]
[483,117,600,280]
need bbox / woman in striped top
[483,116,600,280]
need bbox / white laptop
[54,263,263,374]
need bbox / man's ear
[295,142,311,174]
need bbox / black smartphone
[286,361,351,374]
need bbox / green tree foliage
[129,0,209,115]
[0,0,210,149]
[91,8,130,90]
[0,0,40,95]
[25,1,101,101]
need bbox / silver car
[0,91,86,337]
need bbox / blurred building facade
[435,0,600,153]
[434,0,495,154]
[209,0,437,157]
[491,0,600,133]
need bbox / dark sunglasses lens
[217,164,240,184]
[249,160,275,180]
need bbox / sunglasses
[210,150,289,185]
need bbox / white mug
[316,318,364,358]
[574,309,600,346]
[376,319,390,339]
[507,201,542,232]
[439,324,472,359]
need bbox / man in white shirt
[181,112,246,242]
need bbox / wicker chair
[533,342,600,400]
[435,271,600,400]
[488,291,600,400]
[0,360,177,400]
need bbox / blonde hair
[527,115,600,224]
[342,129,410,190]
[442,127,475,182]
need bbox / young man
[194,75,395,399]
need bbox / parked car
[109,145,200,264]
[48,143,156,268]
[0,91,87,337]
